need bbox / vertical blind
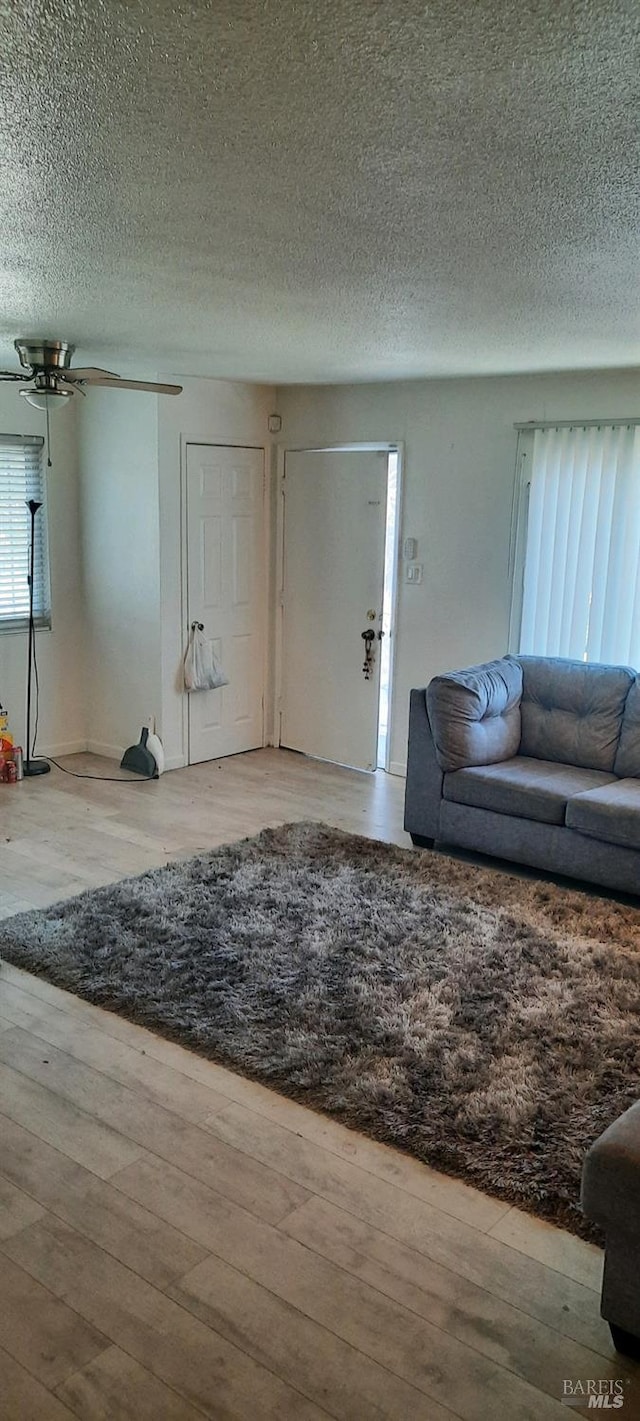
[520,422,640,667]
[0,434,50,630]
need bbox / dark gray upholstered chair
[582,1102,640,1358]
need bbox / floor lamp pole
[24,498,50,778]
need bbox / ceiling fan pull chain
[45,400,52,467]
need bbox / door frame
[274,441,404,773]
[180,438,270,767]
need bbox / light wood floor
[0,748,637,1420]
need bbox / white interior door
[186,443,265,764]
[280,449,388,771]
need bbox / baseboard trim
[85,739,124,762]
[389,760,407,778]
[164,754,187,772]
[38,739,89,758]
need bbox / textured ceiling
[0,0,639,382]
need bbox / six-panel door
[186,443,265,763]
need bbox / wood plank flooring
[0,748,638,1419]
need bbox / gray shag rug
[2,821,640,1238]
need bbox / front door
[186,443,265,764]
[280,448,388,771]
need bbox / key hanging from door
[361,628,375,679]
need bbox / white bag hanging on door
[183,622,229,692]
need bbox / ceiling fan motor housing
[14,339,75,372]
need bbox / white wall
[0,388,85,755]
[277,368,640,773]
[77,388,161,758]
[157,376,275,767]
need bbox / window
[0,434,50,631]
[511,422,640,667]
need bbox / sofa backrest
[513,655,634,772]
[426,658,523,772]
[615,677,640,778]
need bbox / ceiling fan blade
[84,376,183,395]
[64,366,120,382]
[0,370,26,380]
[58,377,86,396]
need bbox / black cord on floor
[31,635,155,785]
[46,756,154,783]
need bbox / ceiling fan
[0,339,182,409]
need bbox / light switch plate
[406,562,423,584]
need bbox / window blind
[0,434,50,631]
[519,422,640,666]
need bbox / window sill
[0,621,52,636]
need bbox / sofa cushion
[426,658,522,773]
[513,655,634,771]
[615,677,640,779]
[566,779,640,851]
[443,756,618,826]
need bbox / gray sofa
[404,654,640,896]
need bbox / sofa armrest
[427,657,523,772]
[404,689,444,841]
[582,1101,640,1342]
[582,1100,640,1239]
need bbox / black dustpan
[120,727,158,778]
